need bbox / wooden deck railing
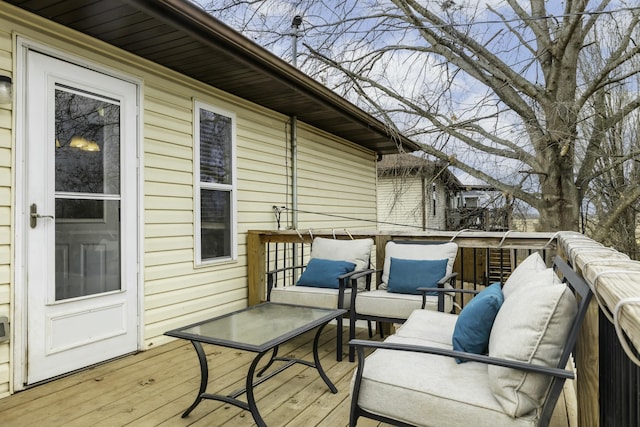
[247,229,640,427]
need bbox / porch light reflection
[69,136,100,152]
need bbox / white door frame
[13,37,144,390]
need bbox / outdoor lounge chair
[349,254,592,427]
[348,240,459,361]
[267,236,374,361]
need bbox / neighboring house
[377,154,511,231]
[448,184,512,231]
[377,153,462,231]
[0,0,419,397]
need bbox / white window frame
[194,100,238,265]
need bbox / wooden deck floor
[0,325,574,426]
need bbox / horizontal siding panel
[145,223,193,238]
[145,236,193,253]
[145,138,192,160]
[144,209,192,224]
[237,147,289,169]
[0,208,9,225]
[144,287,246,325]
[145,167,192,185]
[0,342,8,364]
[0,188,9,207]
[145,109,191,135]
[145,257,245,283]
[0,265,10,284]
[0,129,10,148]
[0,284,8,306]
[144,248,193,267]
[145,152,192,173]
[146,274,244,305]
[0,109,10,129]
[144,126,192,147]
[0,168,11,187]
[145,97,192,122]
[146,182,192,198]
[0,50,10,73]
[0,226,8,245]
[145,195,192,211]
[145,85,192,111]
[0,148,9,167]
[237,174,286,191]
[297,156,374,184]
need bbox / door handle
[30,203,54,228]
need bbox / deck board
[0,326,571,426]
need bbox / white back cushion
[381,241,458,288]
[310,237,373,289]
[502,252,546,299]
[488,281,577,417]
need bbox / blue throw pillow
[296,258,356,289]
[387,258,448,295]
[452,283,504,363]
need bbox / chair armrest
[266,264,306,300]
[417,272,459,312]
[348,269,380,290]
[349,339,574,379]
[348,269,379,307]
[437,271,458,286]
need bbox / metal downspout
[291,115,298,230]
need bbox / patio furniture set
[166,237,593,427]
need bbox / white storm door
[26,51,138,384]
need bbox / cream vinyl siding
[0,26,11,397]
[430,183,448,230]
[0,3,379,394]
[296,123,377,230]
[377,176,424,231]
[377,176,449,232]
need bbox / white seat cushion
[355,289,453,319]
[270,286,352,309]
[353,334,538,427]
[394,309,458,346]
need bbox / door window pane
[55,199,121,300]
[55,88,120,195]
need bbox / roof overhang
[5,0,421,154]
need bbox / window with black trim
[195,101,237,264]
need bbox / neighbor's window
[432,183,437,216]
[195,101,237,264]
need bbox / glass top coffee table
[164,302,346,426]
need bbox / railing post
[577,298,600,427]
[374,234,391,285]
[247,231,266,306]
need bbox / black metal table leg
[313,322,338,393]
[182,340,208,418]
[245,350,271,427]
[256,345,279,377]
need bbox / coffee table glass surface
[166,303,343,351]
